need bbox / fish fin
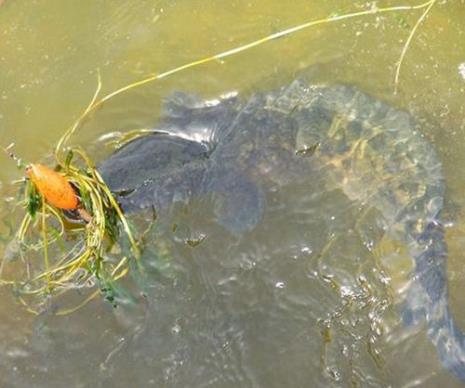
[206,168,264,233]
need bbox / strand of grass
[24,191,100,283]
[44,204,65,238]
[36,255,125,294]
[54,257,130,316]
[94,169,140,257]
[394,0,437,93]
[30,240,87,282]
[96,1,435,106]
[54,73,102,165]
[31,249,90,283]
[17,212,32,241]
[22,248,32,282]
[39,241,86,279]
[0,208,64,291]
[0,279,16,286]
[17,206,64,251]
[53,289,101,316]
[68,147,139,256]
[17,296,41,315]
[21,168,114,288]
[13,247,129,312]
[16,181,65,251]
[53,1,436,155]
[50,256,129,304]
[26,262,92,296]
[26,166,131,289]
[41,200,51,293]
[103,128,153,149]
[33,234,97,283]
[0,262,8,284]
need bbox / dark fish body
[99,80,465,380]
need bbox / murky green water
[1,1,465,387]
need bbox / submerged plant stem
[394,0,437,93]
[41,200,50,292]
[65,0,436,144]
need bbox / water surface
[1,1,465,387]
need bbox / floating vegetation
[0,80,140,315]
[0,0,437,314]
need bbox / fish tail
[410,221,465,380]
[427,304,465,380]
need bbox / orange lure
[26,164,79,210]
